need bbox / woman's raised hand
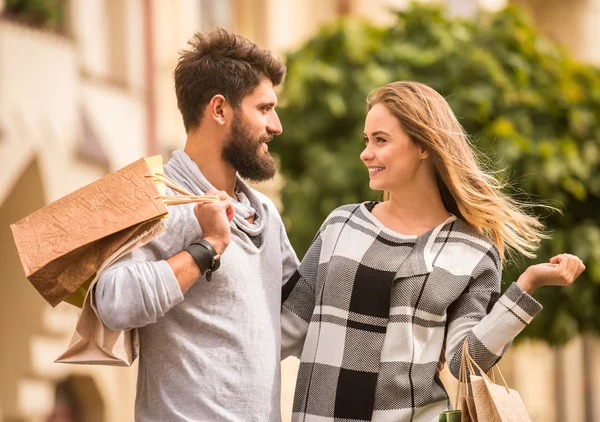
[517,254,585,294]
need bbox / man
[95,29,299,421]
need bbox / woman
[281,81,585,422]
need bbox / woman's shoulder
[312,203,368,234]
[322,202,370,224]
[447,218,501,270]
[330,202,366,214]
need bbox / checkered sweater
[281,203,542,422]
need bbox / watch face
[212,256,221,271]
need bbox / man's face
[221,79,283,182]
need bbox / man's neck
[184,131,237,197]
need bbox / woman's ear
[419,145,430,160]
[208,95,227,125]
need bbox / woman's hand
[517,254,586,295]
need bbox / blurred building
[0,0,598,421]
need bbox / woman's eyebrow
[371,130,390,137]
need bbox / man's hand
[193,189,235,255]
[517,253,585,294]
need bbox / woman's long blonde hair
[367,81,547,262]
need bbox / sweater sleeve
[279,214,300,287]
[94,244,185,331]
[445,248,543,378]
[280,229,323,359]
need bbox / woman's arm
[281,230,324,359]
[445,250,585,378]
[445,248,539,378]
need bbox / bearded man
[94,29,299,422]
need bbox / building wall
[0,7,144,421]
[511,0,600,65]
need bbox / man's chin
[239,172,276,183]
[237,159,276,182]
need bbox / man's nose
[268,112,283,136]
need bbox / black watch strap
[196,239,217,257]
[185,240,220,281]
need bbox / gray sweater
[95,151,299,421]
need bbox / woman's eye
[376,137,386,143]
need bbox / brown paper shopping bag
[10,157,168,307]
[11,155,218,366]
[54,217,167,366]
[470,371,531,422]
[458,339,531,422]
[11,155,216,308]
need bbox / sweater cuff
[156,260,185,303]
[498,282,543,324]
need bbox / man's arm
[168,189,233,293]
[165,251,201,294]
[95,190,233,330]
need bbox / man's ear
[208,95,227,125]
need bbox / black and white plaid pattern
[282,203,542,422]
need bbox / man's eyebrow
[257,102,277,108]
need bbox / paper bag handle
[462,338,510,394]
[147,173,220,205]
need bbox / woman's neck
[375,184,450,236]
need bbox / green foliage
[272,4,600,345]
[4,0,64,31]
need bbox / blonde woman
[281,81,585,422]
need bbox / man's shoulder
[250,187,274,205]
[249,187,281,217]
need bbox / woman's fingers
[548,254,585,286]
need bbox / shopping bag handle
[147,173,220,205]
[461,338,510,394]
[456,337,471,407]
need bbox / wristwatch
[185,239,221,281]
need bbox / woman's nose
[360,145,373,162]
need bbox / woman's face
[361,103,427,192]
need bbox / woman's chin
[369,180,386,191]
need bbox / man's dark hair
[174,28,286,132]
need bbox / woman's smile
[367,166,386,177]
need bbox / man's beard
[221,113,276,182]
